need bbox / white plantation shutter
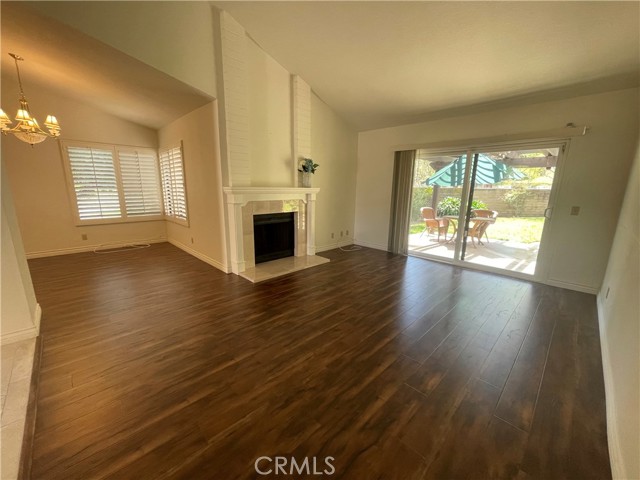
[67,146,122,220]
[118,149,162,217]
[159,146,188,222]
[65,143,165,223]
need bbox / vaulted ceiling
[1,3,212,130]
[2,2,639,132]
[215,1,640,130]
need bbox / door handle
[544,207,553,219]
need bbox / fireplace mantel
[223,187,319,206]
[223,186,321,275]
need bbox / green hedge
[410,187,433,222]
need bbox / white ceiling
[2,2,638,133]
[215,1,640,131]
[1,3,213,130]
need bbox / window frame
[159,142,189,227]
[62,140,164,226]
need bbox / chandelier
[1,53,61,145]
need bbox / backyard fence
[411,187,550,222]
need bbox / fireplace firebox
[253,212,295,264]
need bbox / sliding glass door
[460,148,559,275]
[408,151,467,261]
[407,143,564,280]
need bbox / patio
[409,149,554,277]
[408,231,539,274]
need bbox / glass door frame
[408,138,570,283]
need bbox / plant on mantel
[298,158,319,174]
[298,158,319,188]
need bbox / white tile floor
[1,338,36,480]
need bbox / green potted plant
[298,158,319,187]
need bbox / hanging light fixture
[1,53,61,146]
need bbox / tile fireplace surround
[223,187,329,282]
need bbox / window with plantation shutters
[159,145,188,223]
[118,149,162,217]
[67,146,122,220]
[64,142,163,224]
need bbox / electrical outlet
[331,233,334,239]
[81,234,88,241]
[570,206,580,216]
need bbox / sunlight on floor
[408,232,538,274]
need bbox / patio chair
[469,209,498,246]
[467,220,488,247]
[420,207,449,242]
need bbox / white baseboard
[1,326,36,345]
[34,303,42,334]
[351,238,388,252]
[596,296,625,480]
[545,278,598,294]
[316,238,355,252]
[1,303,42,345]
[167,239,228,273]
[26,237,168,259]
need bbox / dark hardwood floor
[26,243,610,479]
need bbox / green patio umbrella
[424,154,525,186]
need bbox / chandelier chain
[9,53,26,97]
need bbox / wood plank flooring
[26,243,611,479]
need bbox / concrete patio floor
[408,232,539,275]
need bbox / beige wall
[355,88,639,292]
[159,102,227,271]
[30,1,217,96]
[311,94,358,251]
[597,138,640,480]
[1,167,39,343]
[2,80,166,256]
[247,38,293,187]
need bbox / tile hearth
[239,254,330,283]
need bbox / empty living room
[1,2,638,479]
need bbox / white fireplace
[223,187,327,279]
